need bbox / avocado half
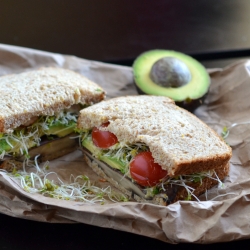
[132,50,210,111]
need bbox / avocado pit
[150,57,191,88]
[132,49,210,112]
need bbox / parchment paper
[0,43,250,244]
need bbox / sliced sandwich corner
[0,67,106,162]
[76,95,232,206]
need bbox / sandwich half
[0,67,105,161]
[77,95,232,205]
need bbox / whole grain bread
[77,95,232,176]
[0,67,106,133]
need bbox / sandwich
[76,95,232,205]
[0,67,105,162]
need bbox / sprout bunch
[6,156,128,205]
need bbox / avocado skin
[175,96,207,112]
[133,50,210,112]
[134,83,207,112]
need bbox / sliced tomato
[92,122,118,149]
[130,151,168,187]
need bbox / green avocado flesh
[0,137,37,154]
[133,50,210,102]
[45,123,75,137]
[0,139,12,152]
[0,123,75,154]
[82,138,125,171]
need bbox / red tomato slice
[130,151,168,187]
[92,122,118,149]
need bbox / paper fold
[0,43,250,243]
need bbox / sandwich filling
[79,122,224,202]
[0,105,81,159]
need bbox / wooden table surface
[0,1,250,249]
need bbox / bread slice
[0,67,105,133]
[77,95,232,177]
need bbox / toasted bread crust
[77,95,232,176]
[0,67,105,132]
